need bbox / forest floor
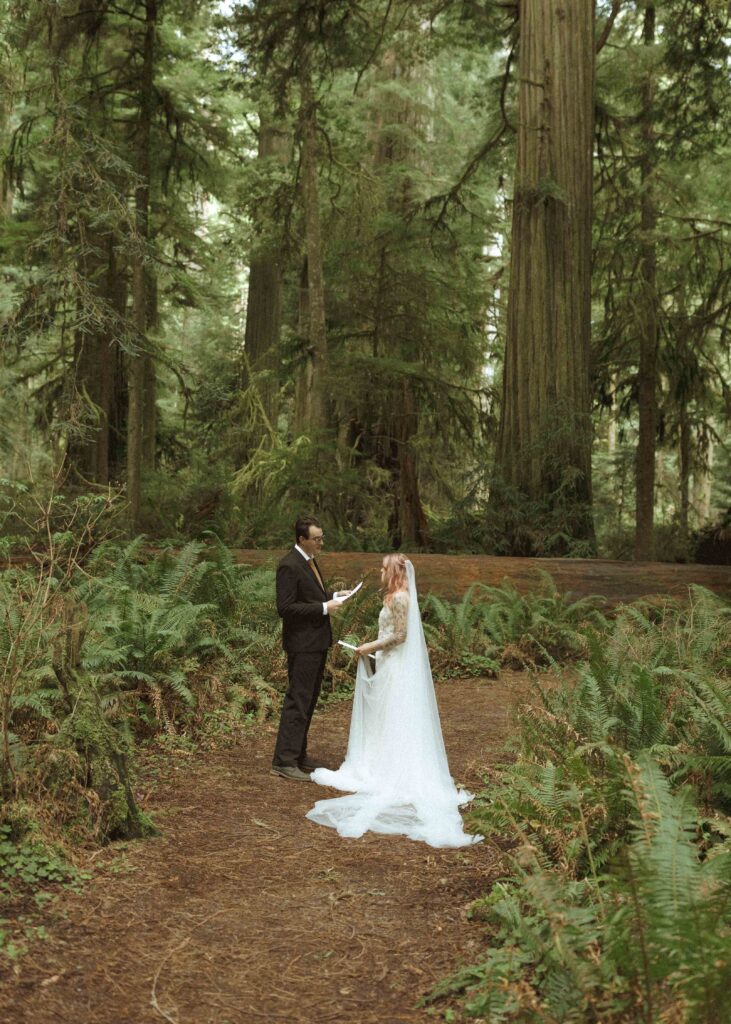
[233,550,731,603]
[0,672,533,1024]
[2,556,729,1023]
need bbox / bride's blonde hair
[382,554,408,604]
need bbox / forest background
[1,0,730,563]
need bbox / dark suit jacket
[276,548,335,654]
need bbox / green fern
[434,755,731,1023]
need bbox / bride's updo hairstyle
[382,554,408,605]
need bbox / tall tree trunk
[294,256,311,434]
[678,399,691,548]
[693,433,713,523]
[127,0,156,528]
[68,231,119,485]
[108,241,129,482]
[370,49,430,549]
[297,49,328,432]
[142,269,157,470]
[47,21,118,488]
[634,3,658,561]
[608,372,618,456]
[676,310,691,552]
[393,381,430,547]
[243,116,289,444]
[493,0,595,553]
[0,94,13,218]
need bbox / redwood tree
[127,0,157,528]
[493,0,596,553]
[633,2,658,561]
[295,39,329,433]
[242,114,290,443]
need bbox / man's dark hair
[295,515,322,544]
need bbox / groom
[271,516,347,782]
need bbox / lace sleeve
[362,592,409,655]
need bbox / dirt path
[0,673,533,1024]
[233,550,731,603]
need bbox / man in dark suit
[271,516,349,781]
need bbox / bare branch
[353,0,394,96]
[422,42,516,232]
[596,0,621,55]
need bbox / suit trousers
[272,650,328,766]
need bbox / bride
[306,555,482,848]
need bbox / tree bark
[68,231,120,485]
[67,252,128,488]
[108,245,129,482]
[370,49,430,549]
[679,399,690,547]
[0,92,13,218]
[607,373,618,457]
[693,433,713,523]
[297,48,328,432]
[493,0,595,552]
[393,381,430,548]
[634,3,658,561]
[142,269,157,470]
[294,256,311,434]
[127,0,156,528]
[243,116,289,442]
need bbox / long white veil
[307,561,482,848]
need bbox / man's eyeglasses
[311,535,325,543]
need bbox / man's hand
[325,598,344,615]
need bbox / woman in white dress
[307,555,481,848]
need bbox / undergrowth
[423,571,606,677]
[0,525,381,941]
[425,587,731,1024]
[3,495,730,1008]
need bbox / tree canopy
[1,0,729,559]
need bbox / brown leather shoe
[298,758,325,773]
[270,764,311,782]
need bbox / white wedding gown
[307,561,482,848]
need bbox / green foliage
[74,540,289,733]
[0,824,76,889]
[591,0,731,562]
[0,538,293,875]
[430,762,731,1023]
[484,461,597,559]
[0,810,90,960]
[1,1,728,556]
[0,530,398,907]
[428,587,731,1023]
[424,573,606,675]
[423,586,501,677]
